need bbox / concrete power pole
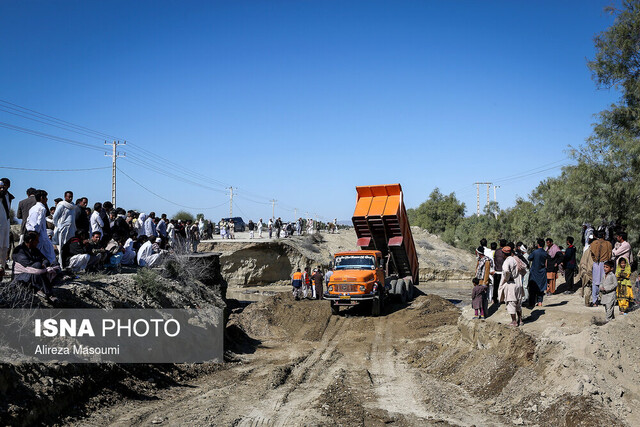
[493,185,501,219]
[105,140,126,206]
[228,187,234,217]
[474,182,492,216]
[270,199,277,220]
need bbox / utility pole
[493,185,500,219]
[228,187,234,217]
[474,182,491,216]
[105,140,126,206]
[270,199,277,220]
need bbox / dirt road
[67,291,634,426]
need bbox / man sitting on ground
[12,231,60,302]
[64,230,101,272]
[137,235,165,268]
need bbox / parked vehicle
[221,217,246,232]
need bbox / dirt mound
[0,255,227,426]
[231,293,332,342]
[200,227,475,287]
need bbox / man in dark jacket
[75,197,90,234]
[12,231,60,300]
[16,188,37,239]
[312,267,324,300]
[563,236,577,293]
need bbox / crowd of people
[291,266,332,301]
[474,226,638,325]
[0,179,207,302]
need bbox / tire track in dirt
[366,315,496,426]
[236,315,349,426]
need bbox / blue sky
[0,0,621,222]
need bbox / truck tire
[395,279,407,304]
[331,301,340,315]
[406,278,414,300]
[371,296,381,317]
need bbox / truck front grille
[334,284,359,293]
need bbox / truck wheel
[406,279,414,300]
[371,296,382,317]
[331,302,340,315]
[395,279,407,304]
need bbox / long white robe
[137,240,162,267]
[144,217,156,237]
[52,201,77,248]
[90,210,104,237]
[26,202,57,264]
[122,237,136,265]
[136,213,147,237]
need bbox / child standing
[600,260,618,322]
[471,277,487,319]
[615,257,633,314]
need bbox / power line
[116,166,228,210]
[0,99,122,140]
[0,165,109,172]
[0,121,105,152]
[0,106,106,141]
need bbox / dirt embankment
[67,292,635,426]
[199,227,476,287]
[0,254,227,426]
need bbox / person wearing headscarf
[498,244,524,326]
[615,257,633,314]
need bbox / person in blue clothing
[563,236,577,293]
[528,238,549,307]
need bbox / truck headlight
[328,286,333,292]
[359,285,365,292]
[373,283,378,293]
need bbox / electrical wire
[0,99,320,215]
[116,166,228,210]
[0,121,105,152]
[0,99,123,140]
[0,166,109,172]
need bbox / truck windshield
[334,255,376,270]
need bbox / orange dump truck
[324,184,419,315]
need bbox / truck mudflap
[323,292,377,305]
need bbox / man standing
[17,188,37,242]
[563,236,577,293]
[52,190,77,266]
[75,197,89,234]
[156,213,167,242]
[545,238,561,295]
[144,212,157,238]
[492,239,507,304]
[0,180,11,276]
[274,217,282,239]
[590,230,613,306]
[257,218,263,238]
[612,232,633,264]
[26,190,57,265]
[528,239,548,307]
[90,202,104,238]
[248,220,255,239]
[498,244,523,327]
[312,267,324,300]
